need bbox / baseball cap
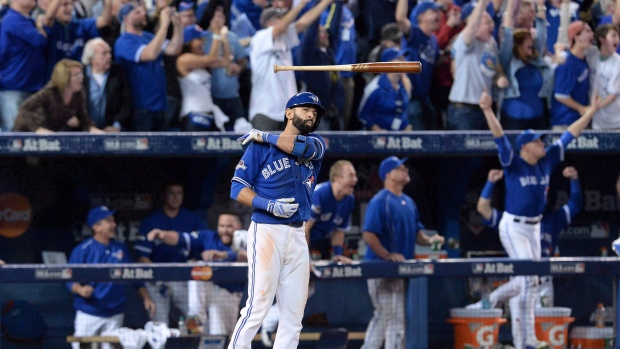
[410,1,443,26]
[118,1,139,23]
[183,25,209,44]
[380,47,410,62]
[461,1,475,21]
[515,129,544,150]
[260,7,287,28]
[87,205,115,228]
[178,1,194,12]
[379,156,408,181]
[567,20,585,44]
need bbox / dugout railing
[0,258,618,349]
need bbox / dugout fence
[0,258,618,349]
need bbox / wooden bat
[273,62,422,74]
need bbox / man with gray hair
[82,38,133,131]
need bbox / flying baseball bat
[273,62,422,74]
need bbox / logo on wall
[0,192,32,238]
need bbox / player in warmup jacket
[147,213,246,336]
[67,206,155,349]
[480,90,598,349]
[134,182,206,326]
[361,156,444,349]
[467,167,581,311]
[229,92,327,349]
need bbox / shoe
[260,327,273,348]
[465,301,482,309]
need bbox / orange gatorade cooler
[447,308,507,349]
[570,326,614,349]
[534,307,574,349]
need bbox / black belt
[513,218,540,225]
[452,102,480,109]
[287,222,304,228]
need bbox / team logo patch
[310,95,319,104]
[112,249,124,260]
[303,175,315,190]
[236,160,247,171]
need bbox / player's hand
[562,166,578,180]
[202,250,227,261]
[479,90,493,111]
[332,255,353,264]
[66,116,80,128]
[429,234,445,248]
[238,129,269,145]
[269,198,299,218]
[147,229,165,241]
[487,169,504,183]
[144,297,156,318]
[77,285,94,298]
[386,252,405,262]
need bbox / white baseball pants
[72,310,123,349]
[361,278,405,349]
[188,280,242,335]
[145,281,189,326]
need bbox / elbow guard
[292,135,318,159]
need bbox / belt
[513,217,540,225]
[452,102,480,109]
[287,221,304,228]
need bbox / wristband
[212,34,222,40]
[252,196,272,211]
[480,180,495,199]
[264,133,279,147]
[333,246,344,256]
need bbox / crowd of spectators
[1,0,619,133]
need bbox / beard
[292,112,315,134]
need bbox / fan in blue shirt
[67,206,154,347]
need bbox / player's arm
[566,94,601,138]
[138,286,156,318]
[415,230,445,246]
[231,185,300,218]
[305,219,316,244]
[362,231,404,262]
[202,249,237,262]
[146,229,181,245]
[563,166,582,217]
[238,129,325,161]
[477,169,504,220]
[479,90,503,138]
[70,283,94,298]
[331,230,352,263]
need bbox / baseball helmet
[285,92,326,132]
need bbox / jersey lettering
[261,157,291,179]
[518,175,549,187]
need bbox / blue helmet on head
[284,92,326,132]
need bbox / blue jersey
[402,26,438,98]
[552,52,590,126]
[134,208,206,262]
[231,134,326,224]
[45,18,99,79]
[0,9,47,92]
[482,179,581,257]
[114,31,168,112]
[495,132,573,216]
[358,74,410,130]
[309,182,355,243]
[177,230,242,293]
[363,189,424,261]
[67,238,142,317]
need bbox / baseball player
[67,206,155,349]
[228,92,326,349]
[147,213,245,337]
[480,90,598,349]
[134,182,206,326]
[468,167,582,312]
[307,159,357,262]
[361,156,444,349]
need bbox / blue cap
[178,1,194,12]
[461,2,475,21]
[380,47,410,62]
[515,129,544,150]
[87,205,116,228]
[285,92,326,118]
[118,2,139,23]
[183,25,209,44]
[379,156,408,181]
[410,1,442,26]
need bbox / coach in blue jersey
[468,167,581,315]
[307,160,357,262]
[480,90,597,349]
[67,206,155,349]
[228,92,326,349]
[361,156,444,349]
[147,213,245,336]
[134,182,206,326]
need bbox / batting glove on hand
[612,237,620,256]
[238,129,269,145]
[268,198,299,218]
